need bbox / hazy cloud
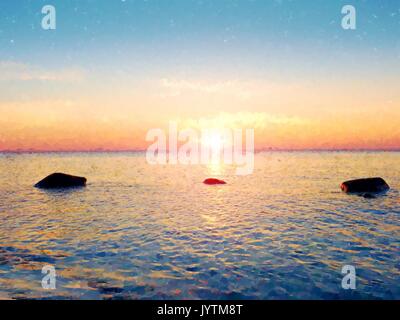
[180,112,309,130]
[0,61,85,82]
[160,78,253,100]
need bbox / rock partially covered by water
[35,173,87,189]
[203,178,226,185]
[340,177,389,194]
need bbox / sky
[0,0,399,151]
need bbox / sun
[201,132,224,153]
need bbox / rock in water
[203,178,226,185]
[35,173,87,189]
[362,193,376,199]
[340,177,389,194]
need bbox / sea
[0,152,399,299]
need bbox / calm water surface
[0,152,399,299]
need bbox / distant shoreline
[1,149,400,154]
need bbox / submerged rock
[203,178,226,185]
[35,173,86,189]
[340,177,389,194]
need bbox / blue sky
[1,0,399,74]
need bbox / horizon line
[1,148,400,154]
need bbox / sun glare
[201,132,225,153]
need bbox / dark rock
[203,178,226,185]
[362,193,376,199]
[340,177,389,194]
[98,287,124,294]
[35,172,86,189]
